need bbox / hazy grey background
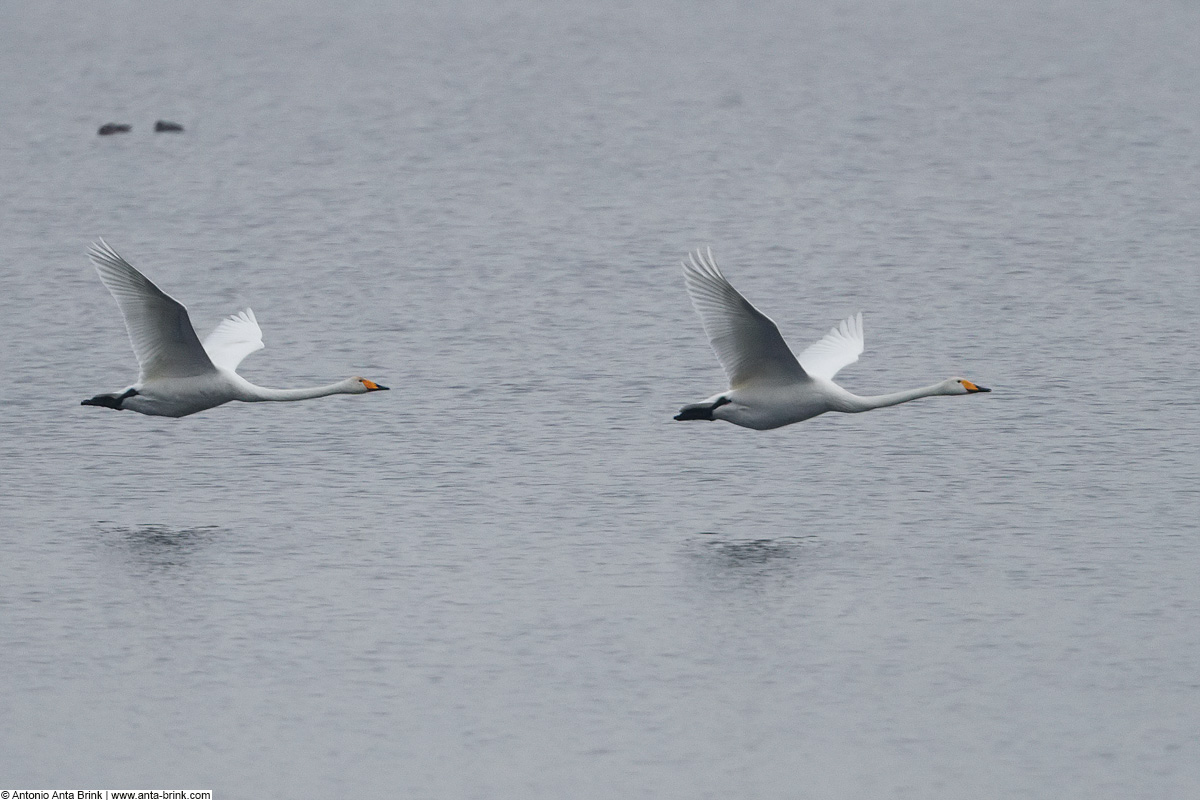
[2,1,1198,797]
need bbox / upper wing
[88,239,216,381]
[797,312,864,381]
[202,308,264,373]
[681,248,809,388]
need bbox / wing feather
[797,312,864,381]
[202,308,265,373]
[88,240,216,381]
[681,248,809,388]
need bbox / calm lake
[1,1,1198,797]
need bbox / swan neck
[844,382,946,412]
[243,380,354,402]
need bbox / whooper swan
[82,240,388,417]
[675,248,989,430]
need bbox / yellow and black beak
[362,379,389,392]
[962,380,990,393]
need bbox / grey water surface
[2,1,1199,798]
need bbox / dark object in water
[98,123,131,136]
[154,120,184,132]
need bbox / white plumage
[676,248,989,430]
[83,240,388,417]
[202,308,265,373]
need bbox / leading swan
[82,240,388,417]
[675,248,989,430]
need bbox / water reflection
[685,535,817,586]
[98,524,223,571]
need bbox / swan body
[676,249,989,430]
[83,240,388,417]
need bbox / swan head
[349,377,389,393]
[946,378,990,395]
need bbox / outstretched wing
[88,239,216,381]
[203,308,265,373]
[797,312,864,381]
[681,248,809,388]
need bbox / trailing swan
[82,240,388,417]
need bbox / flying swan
[82,239,388,417]
[675,248,989,430]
